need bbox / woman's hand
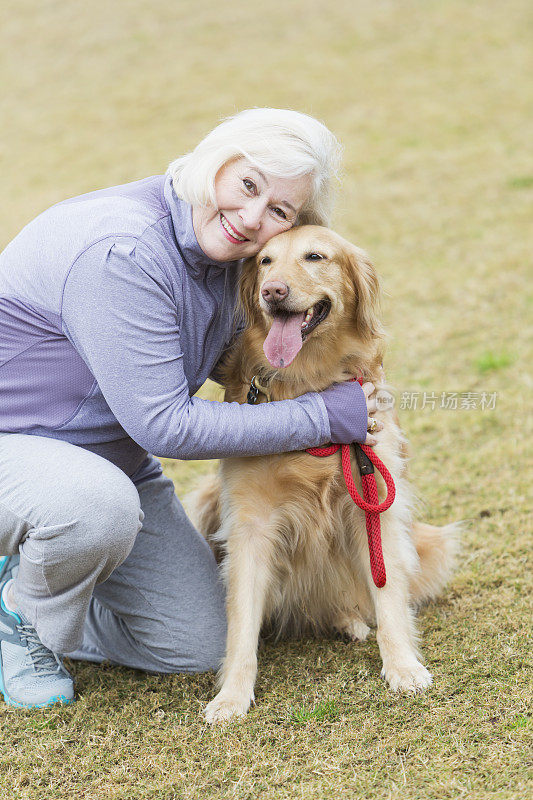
[318,379,383,447]
[361,381,384,447]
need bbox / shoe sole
[0,666,75,708]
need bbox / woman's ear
[343,243,384,341]
[238,256,261,326]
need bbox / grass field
[1,0,531,797]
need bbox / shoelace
[16,622,63,675]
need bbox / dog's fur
[191,225,458,724]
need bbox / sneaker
[0,578,75,708]
[0,554,19,584]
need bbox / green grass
[1,0,532,798]
[474,351,515,374]
[289,700,340,725]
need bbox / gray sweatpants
[0,433,226,673]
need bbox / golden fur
[191,225,458,724]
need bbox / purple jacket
[0,174,333,485]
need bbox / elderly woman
[0,108,377,708]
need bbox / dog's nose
[261,281,289,303]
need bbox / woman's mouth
[219,213,249,244]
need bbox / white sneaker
[0,577,75,708]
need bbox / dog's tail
[410,521,461,605]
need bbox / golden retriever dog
[192,225,458,724]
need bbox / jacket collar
[163,173,239,276]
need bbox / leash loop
[306,378,395,588]
[307,443,395,513]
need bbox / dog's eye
[304,252,324,261]
[259,256,272,265]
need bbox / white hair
[168,108,343,226]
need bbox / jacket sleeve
[61,238,331,459]
[208,309,246,386]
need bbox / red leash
[306,378,396,588]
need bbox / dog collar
[247,375,271,404]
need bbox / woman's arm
[61,238,332,460]
[207,310,246,386]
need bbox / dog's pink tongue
[263,312,305,368]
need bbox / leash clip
[354,444,375,475]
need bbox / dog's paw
[204,692,253,724]
[341,618,371,642]
[381,661,433,693]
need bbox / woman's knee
[148,601,227,674]
[23,468,144,573]
[186,613,227,673]
[86,590,226,675]
[164,620,227,674]
[1,436,144,562]
[73,476,144,568]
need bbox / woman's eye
[305,252,324,261]
[272,207,288,221]
[260,256,272,265]
[243,178,256,193]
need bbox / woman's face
[192,158,313,262]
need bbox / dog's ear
[342,243,384,341]
[238,256,262,326]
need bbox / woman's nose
[238,199,264,230]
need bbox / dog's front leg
[364,520,433,693]
[204,520,274,724]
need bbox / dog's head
[239,225,384,370]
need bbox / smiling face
[192,158,313,262]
